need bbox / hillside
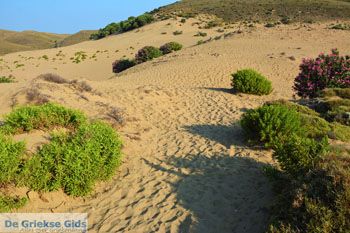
[0,29,95,55]
[153,0,350,23]
[58,30,97,47]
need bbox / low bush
[159,42,183,54]
[0,103,123,207]
[22,121,122,196]
[273,135,328,176]
[3,103,86,134]
[241,104,302,149]
[294,49,350,98]
[231,69,273,95]
[135,46,163,63]
[112,59,136,73]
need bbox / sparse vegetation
[329,23,350,30]
[194,31,207,37]
[231,69,272,95]
[152,0,350,24]
[39,73,69,84]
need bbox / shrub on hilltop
[112,59,136,73]
[231,69,273,95]
[294,49,350,98]
[90,13,154,40]
[135,46,163,63]
[160,42,183,54]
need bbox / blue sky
[0,0,177,34]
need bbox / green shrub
[241,104,302,149]
[159,42,183,54]
[3,103,86,134]
[0,134,25,184]
[0,196,27,212]
[273,135,328,176]
[112,59,136,73]
[22,122,122,196]
[268,152,350,233]
[231,69,272,95]
[135,46,163,63]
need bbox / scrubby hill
[58,30,97,47]
[0,30,68,55]
[0,29,95,55]
[153,0,350,23]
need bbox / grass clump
[135,46,163,63]
[0,75,15,83]
[159,42,183,54]
[112,59,136,73]
[22,122,122,196]
[0,196,27,212]
[3,103,87,134]
[231,69,273,95]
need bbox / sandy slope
[0,17,350,232]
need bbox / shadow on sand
[183,123,246,148]
[143,154,273,233]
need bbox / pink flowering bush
[294,49,350,98]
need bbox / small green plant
[241,104,303,149]
[112,59,136,73]
[194,31,207,37]
[42,55,49,60]
[231,69,273,95]
[180,18,186,23]
[159,42,183,54]
[173,30,183,35]
[0,75,15,83]
[135,46,163,63]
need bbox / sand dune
[0,17,350,232]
